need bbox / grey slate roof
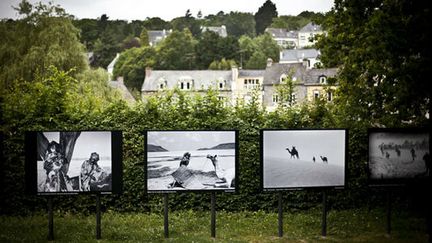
[303,68,338,84]
[280,49,320,62]
[201,26,227,37]
[265,28,298,38]
[148,30,171,45]
[142,70,233,91]
[299,22,322,32]
[263,63,305,85]
[239,69,265,77]
[109,81,136,103]
[263,63,337,85]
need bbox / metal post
[164,194,169,238]
[321,191,327,237]
[48,197,54,241]
[387,190,392,235]
[96,194,101,239]
[278,192,283,237]
[211,192,216,238]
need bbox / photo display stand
[367,128,431,236]
[96,194,102,239]
[261,129,348,237]
[161,192,218,238]
[25,131,123,241]
[47,197,54,241]
[145,130,239,239]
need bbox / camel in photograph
[320,156,328,164]
[286,146,299,159]
[206,154,235,188]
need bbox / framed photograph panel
[368,128,430,185]
[25,131,122,195]
[145,130,239,193]
[261,129,347,191]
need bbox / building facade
[142,64,337,109]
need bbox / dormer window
[217,79,226,90]
[280,74,287,83]
[178,77,193,90]
[319,75,327,84]
[158,78,167,90]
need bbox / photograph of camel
[145,130,238,192]
[261,129,347,190]
[25,131,122,195]
[368,129,430,183]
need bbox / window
[280,74,287,83]
[327,91,333,101]
[291,93,297,105]
[272,94,279,104]
[218,80,226,90]
[319,76,327,84]
[245,79,260,90]
[178,77,193,90]
[313,90,320,100]
[158,78,167,90]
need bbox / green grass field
[0,208,428,242]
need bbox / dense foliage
[1,0,430,217]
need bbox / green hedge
[0,73,425,215]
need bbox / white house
[298,22,324,48]
[279,49,321,68]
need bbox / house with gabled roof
[201,25,228,37]
[142,67,235,104]
[148,29,172,46]
[298,22,324,48]
[279,48,321,68]
[262,61,337,110]
[265,28,298,49]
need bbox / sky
[263,130,346,166]
[1,0,334,21]
[42,131,111,159]
[148,131,235,151]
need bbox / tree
[270,15,310,30]
[121,36,141,50]
[0,0,87,89]
[156,29,197,69]
[239,33,279,69]
[142,17,171,30]
[317,0,431,126]
[113,46,157,90]
[208,58,236,70]
[254,0,278,35]
[139,27,150,46]
[197,10,203,19]
[275,70,297,109]
[171,10,201,37]
[225,12,256,37]
[195,32,240,69]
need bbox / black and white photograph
[35,131,113,193]
[368,130,430,182]
[262,129,346,190]
[146,131,238,192]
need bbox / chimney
[145,67,152,79]
[231,65,238,88]
[267,58,273,67]
[302,59,310,68]
[117,76,124,83]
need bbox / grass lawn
[0,207,428,242]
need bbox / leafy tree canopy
[254,0,278,34]
[317,0,431,126]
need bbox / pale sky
[1,0,334,21]
[263,130,346,166]
[148,131,235,151]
